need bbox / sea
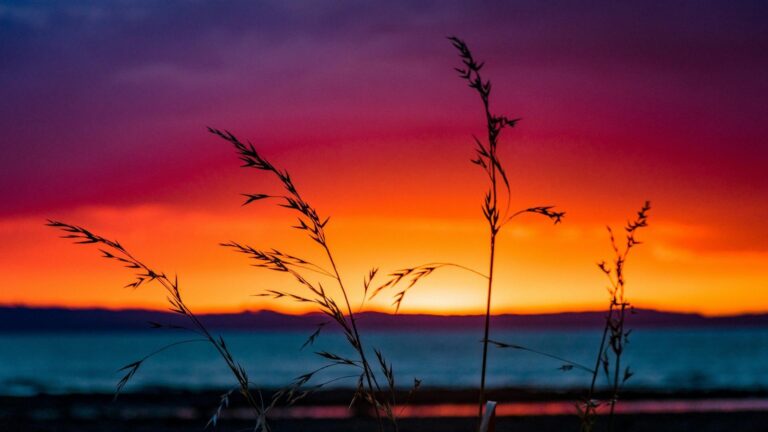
[2,328,768,396]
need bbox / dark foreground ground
[3,388,768,431]
[6,414,768,432]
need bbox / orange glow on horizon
[3,200,767,317]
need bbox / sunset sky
[1,1,767,316]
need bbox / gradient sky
[1,1,767,316]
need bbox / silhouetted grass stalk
[486,339,593,373]
[371,37,564,428]
[209,127,404,432]
[579,201,651,432]
[444,36,564,422]
[45,220,270,431]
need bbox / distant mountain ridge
[1,307,767,332]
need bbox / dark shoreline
[4,386,768,403]
[7,413,768,432]
[4,388,768,431]
[4,307,768,332]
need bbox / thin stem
[488,340,593,374]
[321,241,387,432]
[477,39,500,427]
[420,262,489,279]
[288,262,336,279]
[580,304,613,432]
[478,233,496,421]
[589,306,613,394]
[609,303,626,432]
[135,338,209,364]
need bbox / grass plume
[210,127,408,431]
[372,36,564,424]
[46,220,270,431]
[579,201,651,432]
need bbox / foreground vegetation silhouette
[371,36,565,421]
[579,201,651,432]
[209,127,408,432]
[46,220,272,430]
[47,36,650,432]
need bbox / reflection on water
[194,399,768,419]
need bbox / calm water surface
[1,328,767,395]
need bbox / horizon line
[3,303,767,318]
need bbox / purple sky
[2,1,767,220]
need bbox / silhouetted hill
[1,307,767,332]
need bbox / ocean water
[1,328,767,396]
